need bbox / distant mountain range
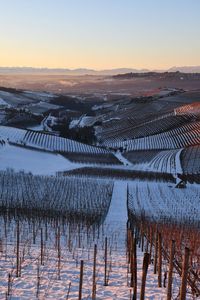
[0,67,150,75]
[0,66,200,75]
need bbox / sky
[0,0,200,70]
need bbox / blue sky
[0,0,200,69]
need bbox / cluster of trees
[52,120,97,144]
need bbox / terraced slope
[123,150,160,164]
[0,126,26,142]
[122,149,182,174]
[61,152,122,165]
[147,149,182,174]
[97,102,200,144]
[23,130,108,154]
[103,121,200,151]
[97,113,192,144]
[181,145,200,174]
[97,103,200,150]
[0,126,109,154]
[175,102,200,116]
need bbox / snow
[0,180,168,299]
[0,91,34,106]
[0,97,10,107]
[147,149,181,174]
[128,181,200,223]
[114,149,183,175]
[0,172,197,298]
[104,181,128,246]
[69,119,80,129]
[0,90,56,107]
[0,125,109,154]
[103,121,200,151]
[26,123,44,131]
[0,144,76,175]
[79,116,96,127]
[23,91,55,99]
[175,149,183,174]
[0,124,199,298]
[0,126,26,142]
[69,115,97,129]
[114,151,133,166]
[27,101,62,115]
[0,111,6,124]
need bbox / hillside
[0,86,199,299]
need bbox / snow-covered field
[0,97,10,107]
[0,181,198,299]
[0,126,109,154]
[0,90,55,107]
[0,144,75,175]
[0,182,170,299]
[128,181,200,224]
[0,171,113,218]
[0,118,199,299]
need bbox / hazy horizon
[0,65,200,71]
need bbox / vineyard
[0,126,109,154]
[0,126,26,142]
[97,103,200,146]
[128,182,200,225]
[103,120,200,151]
[0,93,200,299]
[181,145,200,174]
[175,102,200,116]
[122,150,160,165]
[146,149,182,174]
[127,181,200,298]
[122,149,182,174]
[61,152,122,165]
[61,166,176,182]
[97,113,191,144]
[0,170,113,221]
[0,180,199,299]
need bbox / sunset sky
[0,0,200,70]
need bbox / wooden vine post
[154,228,158,274]
[133,236,137,300]
[149,227,153,264]
[92,244,97,300]
[16,221,20,277]
[7,273,11,296]
[79,260,84,300]
[180,247,190,300]
[57,226,61,280]
[40,228,43,265]
[167,240,175,300]
[158,232,162,288]
[140,252,150,300]
[130,236,134,287]
[104,237,108,286]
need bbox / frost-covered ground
[0,182,163,299]
[0,90,55,107]
[0,125,185,174]
[0,143,120,175]
[0,144,76,175]
[0,97,11,107]
[0,123,199,298]
[128,181,200,223]
[0,182,196,299]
